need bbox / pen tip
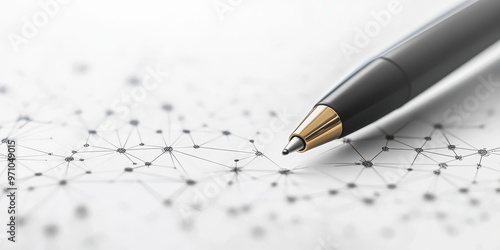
[282,137,305,156]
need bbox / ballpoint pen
[283,0,500,155]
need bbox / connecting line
[122,127,134,148]
[4,98,500,238]
[95,134,121,149]
[173,150,231,170]
[169,152,191,178]
[115,130,123,148]
[135,127,144,144]
[348,142,366,162]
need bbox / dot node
[162,104,173,111]
[75,205,88,219]
[328,189,338,196]
[478,149,489,156]
[163,199,172,206]
[470,199,480,206]
[230,167,242,173]
[278,169,292,175]
[362,160,373,168]
[44,224,58,238]
[423,193,436,201]
[362,198,375,205]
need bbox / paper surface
[1,0,500,249]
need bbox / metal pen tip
[282,137,305,156]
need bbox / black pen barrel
[319,58,410,136]
[319,0,500,137]
[385,0,500,97]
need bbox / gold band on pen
[290,105,343,152]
